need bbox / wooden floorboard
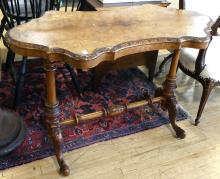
[1,52,220,179]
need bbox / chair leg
[92,66,105,90]
[14,57,27,108]
[65,64,82,95]
[195,49,207,75]
[195,80,215,126]
[179,59,216,125]
[77,0,96,11]
[5,49,16,82]
[147,51,158,82]
[148,67,155,82]
[155,53,173,77]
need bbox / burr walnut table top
[4,4,213,176]
[6,4,212,69]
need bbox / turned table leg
[44,63,70,176]
[162,49,186,139]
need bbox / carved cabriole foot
[162,79,186,139]
[162,49,186,139]
[44,63,70,176]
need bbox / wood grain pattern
[2,55,220,179]
[4,5,213,176]
[6,4,212,69]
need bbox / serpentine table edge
[5,4,212,176]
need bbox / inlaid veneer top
[6,4,212,66]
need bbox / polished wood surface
[44,63,70,176]
[88,0,169,86]
[179,36,220,126]
[93,51,158,87]
[57,97,163,127]
[6,5,211,69]
[2,55,220,178]
[5,5,212,176]
[155,0,220,126]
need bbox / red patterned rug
[0,60,188,170]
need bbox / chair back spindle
[0,0,52,27]
[55,0,85,11]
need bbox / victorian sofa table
[5,5,211,176]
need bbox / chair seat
[180,36,220,81]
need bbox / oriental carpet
[0,60,188,170]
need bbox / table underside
[5,5,212,176]
[42,49,186,176]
